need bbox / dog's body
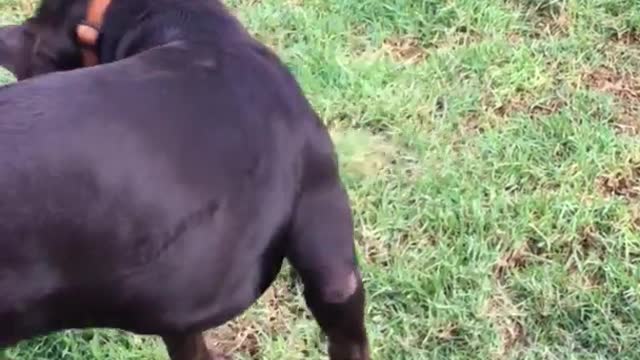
[0,1,369,359]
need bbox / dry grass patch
[584,67,640,101]
[382,36,427,65]
[583,67,640,134]
[533,9,571,37]
[511,0,571,37]
[490,95,530,118]
[358,226,392,267]
[493,243,535,284]
[330,128,398,179]
[478,92,566,122]
[596,161,640,200]
[204,285,299,358]
[488,243,538,358]
[483,288,527,359]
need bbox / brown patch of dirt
[204,285,297,358]
[583,67,640,134]
[596,162,640,200]
[382,36,427,64]
[584,67,640,101]
[493,243,533,283]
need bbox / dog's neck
[78,0,244,65]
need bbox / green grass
[2,0,640,359]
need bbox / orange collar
[75,0,112,67]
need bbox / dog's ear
[0,25,28,76]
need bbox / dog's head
[0,0,107,80]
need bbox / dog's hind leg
[162,333,228,360]
[286,182,370,360]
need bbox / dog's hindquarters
[285,139,370,359]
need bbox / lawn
[2,0,640,359]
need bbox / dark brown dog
[0,0,370,359]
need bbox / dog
[0,0,370,359]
